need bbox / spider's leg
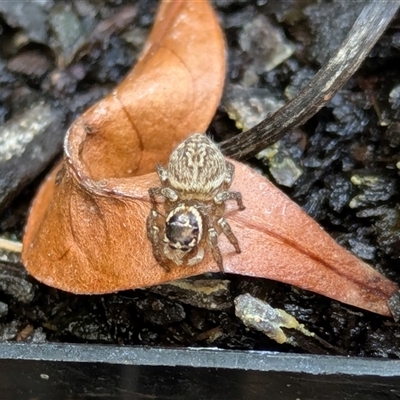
[214,190,245,210]
[155,164,169,184]
[217,217,241,253]
[146,209,161,240]
[204,213,223,271]
[208,227,223,271]
[148,187,163,210]
[147,192,172,271]
[146,210,171,272]
[160,187,178,202]
[224,161,235,188]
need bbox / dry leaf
[22,0,398,317]
[23,157,397,316]
[23,0,226,289]
[74,0,226,180]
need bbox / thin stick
[220,1,400,160]
[0,237,22,253]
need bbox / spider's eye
[165,206,202,251]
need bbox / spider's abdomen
[167,134,226,197]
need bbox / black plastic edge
[0,342,399,377]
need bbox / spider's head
[164,205,202,253]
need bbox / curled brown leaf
[23,0,226,290]
[22,0,398,317]
[75,0,226,180]
[23,158,398,316]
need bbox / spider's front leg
[146,209,170,271]
[208,227,223,271]
[217,217,241,254]
[147,188,169,270]
[203,214,224,272]
[147,185,179,272]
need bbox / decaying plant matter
[21,0,399,318]
[147,134,245,271]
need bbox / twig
[220,1,400,160]
[0,237,22,253]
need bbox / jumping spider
[147,133,245,271]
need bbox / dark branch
[220,1,400,160]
